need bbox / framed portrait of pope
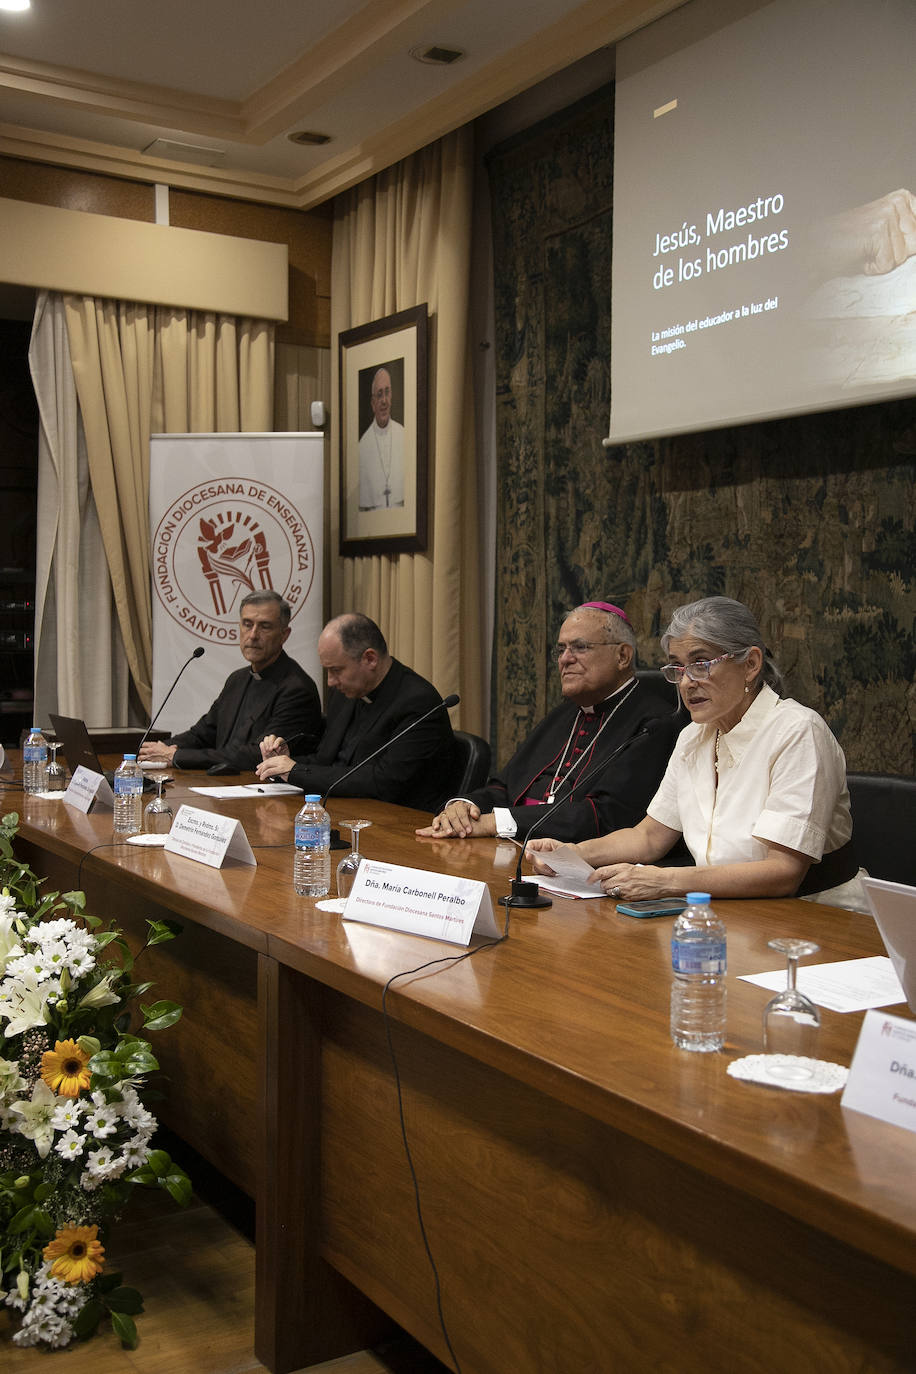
[338,304,428,555]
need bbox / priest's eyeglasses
[555,640,614,658]
[661,650,749,683]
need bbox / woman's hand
[591,864,675,900]
[525,837,563,875]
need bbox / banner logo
[152,479,315,644]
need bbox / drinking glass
[336,820,372,899]
[144,776,174,835]
[762,937,821,1076]
[43,741,67,792]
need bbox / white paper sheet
[189,783,303,798]
[531,843,606,900]
[739,956,906,1013]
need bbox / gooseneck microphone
[504,713,674,910]
[320,693,460,848]
[137,646,206,752]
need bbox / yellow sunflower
[44,1225,105,1284]
[40,1039,92,1097]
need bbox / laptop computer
[861,875,916,1014]
[49,713,156,792]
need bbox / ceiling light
[409,45,465,66]
[0,0,31,11]
[288,131,332,146]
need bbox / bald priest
[417,601,682,844]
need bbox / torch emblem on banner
[196,511,273,616]
[152,477,315,643]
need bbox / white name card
[343,859,501,945]
[841,1009,916,1134]
[64,764,114,813]
[164,804,256,869]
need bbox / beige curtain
[30,292,131,726]
[331,128,485,732]
[62,299,274,712]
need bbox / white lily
[0,1055,26,1104]
[0,971,52,1037]
[76,973,121,1010]
[8,1080,59,1158]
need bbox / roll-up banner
[148,432,324,733]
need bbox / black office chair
[451,730,492,795]
[847,772,916,886]
[635,667,690,723]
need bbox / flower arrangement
[0,812,190,1349]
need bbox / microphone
[137,647,205,752]
[504,713,675,910]
[321,693,460,848]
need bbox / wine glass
[43,741,67,792]
[144,776,174,835]
[762,937,821,1077]
[336,820,372,899]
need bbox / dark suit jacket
[171,650,322,772]
[465,678,684,841]
[287,658,455,811]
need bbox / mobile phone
[615,898,687,918]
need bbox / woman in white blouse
[528,596,865,910]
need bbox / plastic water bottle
[113,754,144,837]
[670,891,727,1052]
[23,726,48,795]
[294,794,331,897]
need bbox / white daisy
[54,1129,85,1161]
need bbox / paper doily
[727,1054,848,1093]
[125,833,169,846]
[315,898,348,914]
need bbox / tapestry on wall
[487,86,915,774]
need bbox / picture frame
[338,304,429,556]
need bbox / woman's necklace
[546,679,638,803]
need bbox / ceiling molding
[0,0,685,209]
[0,53,242,138]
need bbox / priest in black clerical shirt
[256,612,455,812]
[138,590,321,774]
[417,601,682,843]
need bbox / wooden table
[6,768,915,1374]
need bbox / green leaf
[97,1270,123,1294]
[33,1182,54,1204]
[144,1149,171,1177]
[145,918,182,946]
[140,1000,183,1031]
[163,1172,193,1207]
[122,1050,159,1075]
[110,1309,139,1347]
[105,1285,144,1315]
[123,980,155,1001]
[61,889,86,911]
[73,1298,103,1340]
[8,1204,41,1235]
[88,1051,122,1081]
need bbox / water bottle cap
[304,794,322,803]
[31,724,40,731]
[123,753,137,760]
[686,891,712,904]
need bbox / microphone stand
[502,713,676,911]
[137,647,206,753]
